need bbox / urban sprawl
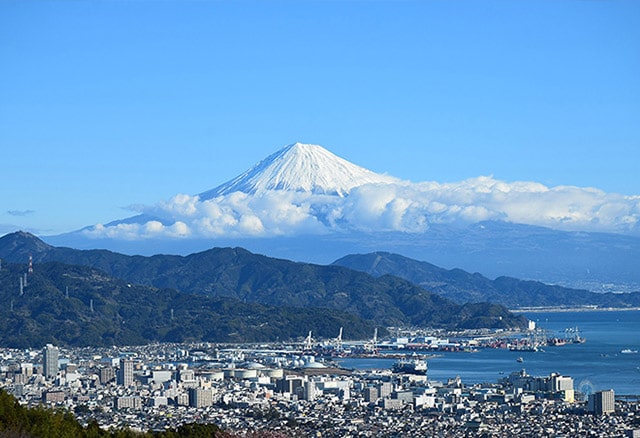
[1,332,639,437]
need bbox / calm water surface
[337,310,640,395]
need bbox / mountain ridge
[332,251,640,308]
[0,231,527,330]
[0,260,379,348]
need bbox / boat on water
[509,344,538,352]
[392,356,428,375]
[516,357,524,363]
[548,337,567,347]
[621,349,638,354]
[568,326,586,344]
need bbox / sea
[336,310,640,396]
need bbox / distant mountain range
[43,142,640,291]
[333,252,640,309]
[0,232,527,348]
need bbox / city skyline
[1,0,639,236]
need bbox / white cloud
[7,209,36,217]
[84,176,640,239]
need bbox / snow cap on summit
[81,142,640,241]
[199,143,399,199]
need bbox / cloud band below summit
[84,176,640,240]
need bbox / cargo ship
[392,356,428,375]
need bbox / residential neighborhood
[1,342,638,437]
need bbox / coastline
[511,306,640,313]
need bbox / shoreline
[511,306,640,313]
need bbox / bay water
[336,310,640,395]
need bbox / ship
[548,337,567,347]
[568,326,586,344]
[392,356,428,375]
[509,344,538,352]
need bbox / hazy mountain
[333,252,640,309]
[0,231,527,331]
[45,222,640,291]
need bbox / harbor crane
[303,331,313,351]
[334,327,343,352]
[363,328,378,354]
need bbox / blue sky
[1,0,639,235]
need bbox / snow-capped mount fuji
[42,141,640,291]
[199,143,400,199]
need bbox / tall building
[588,389,615,415]
[117,359,134,387]
[304,380,317,401]
[550,373,575,402]
[550,374,573,392]
[378,381,393,398]
[99,366,115,384]
[364,386,379,403]
[42,344,59,379]
[275,376,303,394]
[114,396,142,410]
[20,363,33,377]
[188,388,213,408]
[177,367,195,382]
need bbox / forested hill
[0,388,243,437]
[0,232,528,337]
[0,261,379,348]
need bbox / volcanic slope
[199,142,399,198]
